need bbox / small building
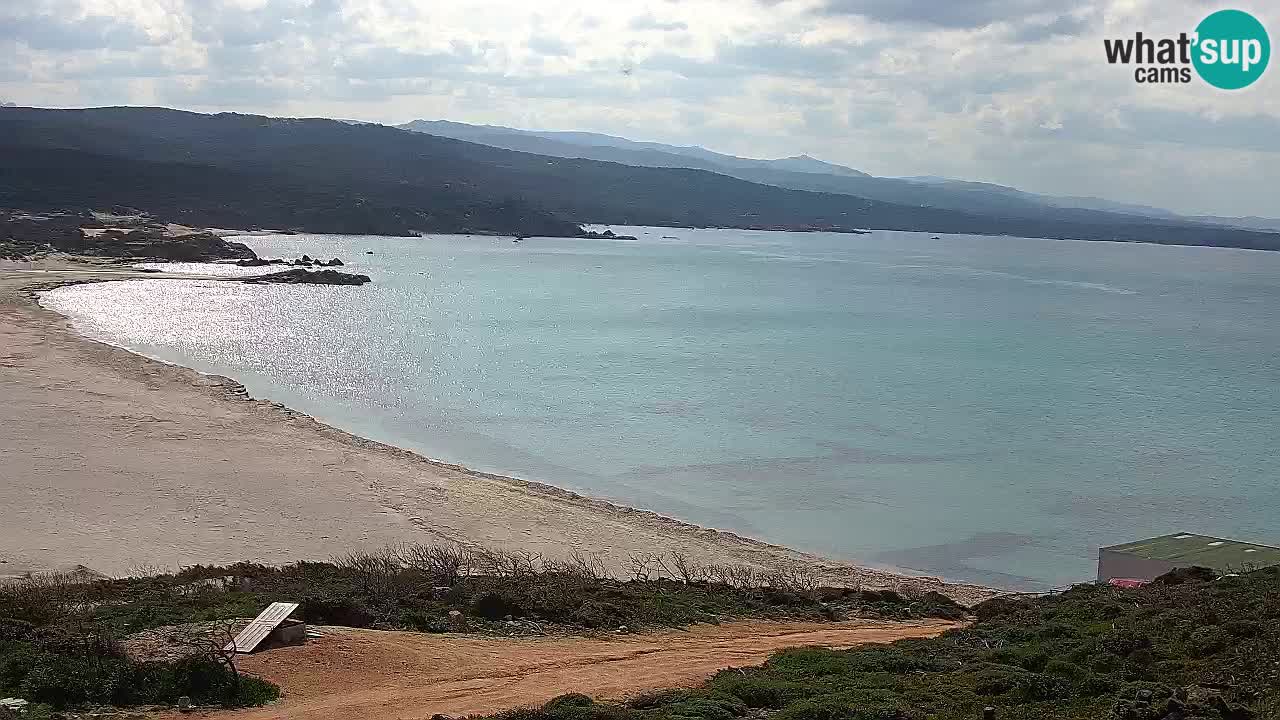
[1097,532,1280,583]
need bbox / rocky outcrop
[0,210,259,262]
[238,256,345,268]
[244,268,371,285]
[236,257,288,267]
[578,229,639,241]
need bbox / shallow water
[42,228,1280,589]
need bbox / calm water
[41,228,1280,590]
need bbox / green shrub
[1223,619,1263,638]
[628,690,746,720]
[572,601,628,629]
[1189,627,1229,657]
[708,672,807,708]
[1100,629,1152,657]
[543,693,595,711]
[301,594,374,627]
[1043,659,1088,682]
[1015,672,1071,701]
[773,698,860,720]
[972,668,1022,696]
[403,611,448,633]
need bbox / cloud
[648,39,875,79]
[811,0,1068,29]
[629,14,688,32]
[528,35,574,57]
[1009,13,1094,42]
[0,0,1277,217]
[334,44,487,80]
[0,13,155,50]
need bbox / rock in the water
[244,269,371,285]
[235,257,287,267]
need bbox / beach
[0,258,996,603]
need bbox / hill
[403,118,1280,241]
[3,106,1279,249]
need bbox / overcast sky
[2,0,1277,217]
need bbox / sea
[39,227,1280,591]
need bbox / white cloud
[0,0,1277,216]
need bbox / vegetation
[0,544,962,712]
[479,567,1280,720]
[4,106,1279,249]
[0,579,277,707]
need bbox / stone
[447,609,468,632]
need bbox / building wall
[1097,550,1178,582]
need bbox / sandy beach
[0,258,996,603]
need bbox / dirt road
[175,619,957,720]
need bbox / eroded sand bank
[0,259,996,603]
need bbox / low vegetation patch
[0,544,960,712]
[479,567,1280,720]
[0,619,276,712]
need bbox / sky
[1,0,1277,217]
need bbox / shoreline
[0,258,1000,604]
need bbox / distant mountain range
[400,119,1280,234]
[1,106,1277,250]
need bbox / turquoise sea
[40,228,1280,590]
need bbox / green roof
[1102,533,1280,571]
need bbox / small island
[243,268,372,285]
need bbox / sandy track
[165,619,958,720]
[0,259,995,604]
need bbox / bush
[1189,627,1229,657]
[1043,659,1088,682]
[0,636,278,710]
[1015,672,1071,701]
[972,668,1022,696]
[858,590,905,606]
[572,601,628,629]
[708,672,805,708]
[1152,566,1216,585]
[972,596,1033,622]
[1223,620,1263,638]
[1100,629,1152,657]
[473,592,525,620]
[301,594,374,627]
[628,690,746,720]
[543,693,595,711]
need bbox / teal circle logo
[1193,9,1270,89]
